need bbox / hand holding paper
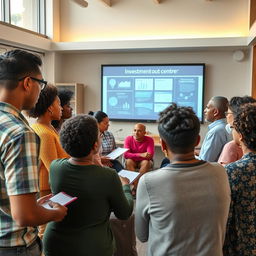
[118,169,140,184]
[106,147,128,160]
[42,192,77,209]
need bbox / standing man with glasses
[0,50,67,256]
[199,96,231,162]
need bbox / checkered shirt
[0,102,40,247]
[101,131,116,156]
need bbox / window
[0,1,2,21]
[0,0,46,35]
[10,0,39,32]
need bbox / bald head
[133,123,146,141]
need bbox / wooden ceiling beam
[101,0,111,6]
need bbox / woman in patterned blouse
[88,110,123,172]
[223,103,256,256]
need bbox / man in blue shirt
[199,96,231,162]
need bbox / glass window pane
[10,0,38,32]
[0,1,3,21]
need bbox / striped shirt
[0,102,40,247]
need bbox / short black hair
[58,88,74,107]
[229,96,256,117]
[211,96,229,116]
[28,84,58,118]
[0,49,42,90]
[88,110,108,123]
[234,103,256,151]
[60,115,99,157]
[158,103,200,154]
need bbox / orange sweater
[32,123,69,191]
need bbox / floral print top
[223,152,256,256]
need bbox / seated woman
[218,96,255,165]
[89,110,123,172]
[223,103,256,255]
[43,114,134,256]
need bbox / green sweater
[43,159,133,256]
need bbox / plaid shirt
[0,102,40,247]
[101,131,116,156]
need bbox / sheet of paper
[42,192,77,209]
[106,147,128,160]
[118,169,140,184]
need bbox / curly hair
[58,88,74,107]
[60,114,99,157]
[0,49,42,90]
[233,103,256,151]
[27,84,58,118]
[158,103,200,153]
[229,96,256,116]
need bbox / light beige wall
[57,49,251,139]
[59,0,249,42]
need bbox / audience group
[0,49,255,256]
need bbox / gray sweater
[135,161,231,256]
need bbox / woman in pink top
[218,96,255,165]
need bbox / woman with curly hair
[43,115,133,256]
[27,84,69,237]
[135,103,230,256]
[28,84,69,197]
[223,103,256,256]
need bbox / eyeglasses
[225,111,233,116]
[18,76,47,90]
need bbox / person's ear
[238,132,243,146]
[213,107,219,117]
[160,138,168,157]
[21,77,31,92]
[93,140,100,153]
[47,105,53,116]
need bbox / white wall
[57,48,251,140]
[59,0,249,42]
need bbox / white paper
[118,169,140,184]
[106,147,128,160]
[42,192,77,209]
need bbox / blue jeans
[0,237,42,256]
